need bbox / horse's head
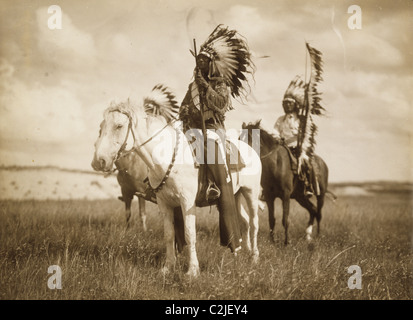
[241,119,279,153]
[240,120,262,146]
[91,101,137,173]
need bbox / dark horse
[241,120,330,245]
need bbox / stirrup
[305,191,313,198]
[206,182,220,202]
[304,187,314,198]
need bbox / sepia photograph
[0,0,411,305]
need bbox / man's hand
[195,69,209,89]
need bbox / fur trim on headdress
[199,24,255,100]
[143,84,179,122]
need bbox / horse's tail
[173,206,187,253]
[326,189,338,202]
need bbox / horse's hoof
[233,245,242,257]
[160,266,172,277]
[185,266,200,279]
[269,231,275,243]
[252,252,259,264]
[307,242,315,251]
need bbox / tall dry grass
[0,193,411,300]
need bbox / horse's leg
[265,193,276,243]
[241,188,259,263]
[295,195,317,241]
[264,187,276,242]
[117,174,133,228]
[121,189,133,228]
[313,158,327,237]
[316,194,324,235]
[182,204,199,277]
[235,191,251,252]
[157,201,176,275]
[281,195,291,245]
[138,197,147,232]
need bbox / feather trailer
[199,24,255,100]
[143,84,179,123]
[306,43,325,116]
[297,43,325,159]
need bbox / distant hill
[330,181,413,196]
[0,165,411,200]
[0,165,120,200]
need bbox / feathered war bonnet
[198,24,255,101]
[143,84,179,122]
[283,75,306,110]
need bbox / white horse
[91,100,262,277]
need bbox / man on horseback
[273,75,315,197]
[179,25,255,253]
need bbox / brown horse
[103,139,187,253]
[241,120,329,245]
[114,150,149,230]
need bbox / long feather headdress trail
[198,24,256,101]
[305,43,325,116]
[143,84,179,123]
[297,42,325,160]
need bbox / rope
[147,125,180,193]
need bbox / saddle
[281,143,298,174]
[192,137,246,207]
[281,142,320,196]
[189,136,246,171]
[225,140,247,172]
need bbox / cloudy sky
[0,0,411,182]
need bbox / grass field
[0,192,411,300]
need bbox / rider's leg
[208,161,242,252]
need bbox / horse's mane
[104,100,146,123]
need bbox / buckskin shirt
[273,112,300,147]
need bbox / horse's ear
[255,119,262,127]
[242,122,246,129]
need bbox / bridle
[109,108,179,193]
[114,110,136,164]
[240,127,277,160]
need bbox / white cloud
[344,32,404,70]
[0,1,411,182]
[35,6,97,68]
[0,59,86,143]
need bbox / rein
[260,147,277,160]
[104,110,135,177]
